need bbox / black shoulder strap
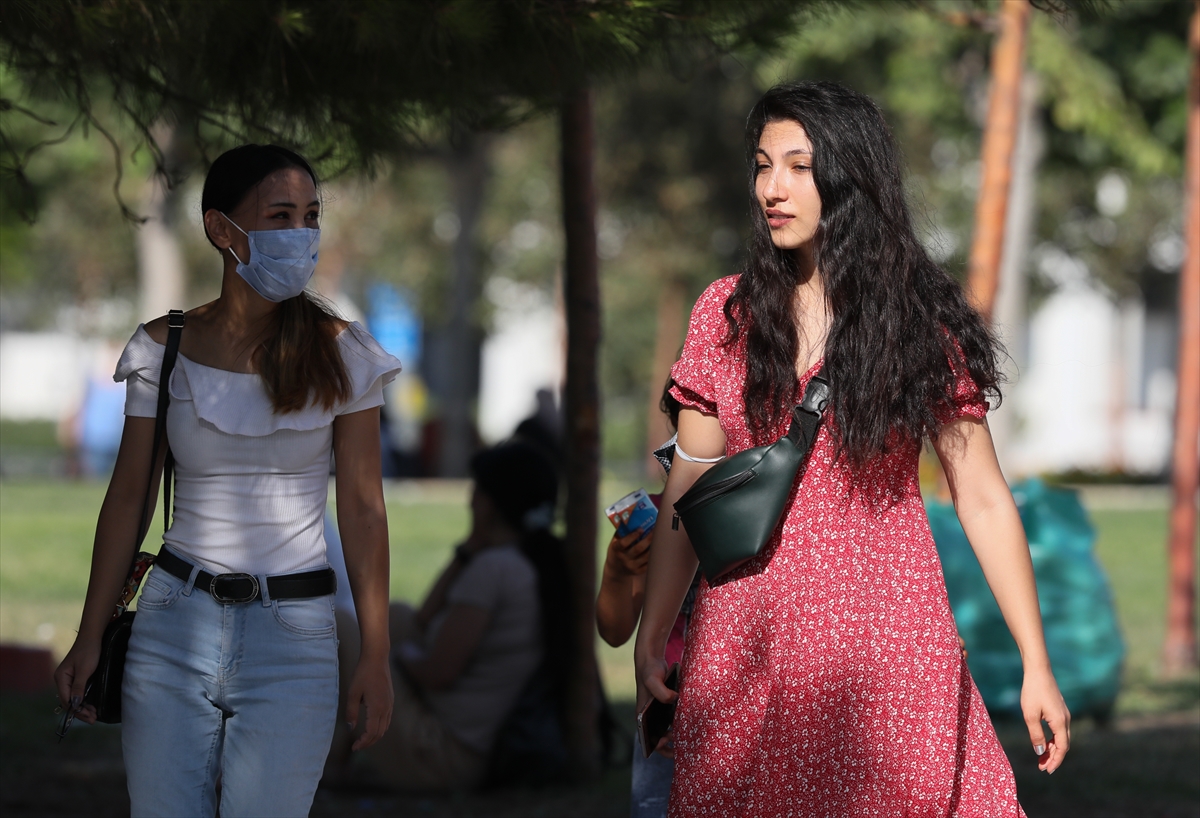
[134,309,185,549]
[785,367,830,466]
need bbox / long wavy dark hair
[725,82,1001,464]
[201,144,350,414]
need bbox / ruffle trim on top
[114,322,402,437]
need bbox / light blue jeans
[631,733,675,818]
[122,561,339,817]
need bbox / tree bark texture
[560,87,602,780]
[1162,0,1200,676]
[432,136,489,477]
[645,277,686,478]
[966,0,1031,322]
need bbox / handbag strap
[133,309,185,551]
[785,367,830,465]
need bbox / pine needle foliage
[1,0,818,216]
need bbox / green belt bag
[671,369,830,581]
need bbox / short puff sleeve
[114,325,164,418]
[337,322,403,416]
[935,339,989,424]
[669,277,738,416]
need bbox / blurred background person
[325,440,571,792]
[57,340,126,478]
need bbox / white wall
[0,333,102,421]
[477,278,563,443]
[1007,284,1173,476]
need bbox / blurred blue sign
[366,283,421,365]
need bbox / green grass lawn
[0,477,644,701]
[2,478,1197,817]
[0,479,1192,708]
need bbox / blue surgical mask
[222,214,320,302]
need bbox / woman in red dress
[634,82,1070,817]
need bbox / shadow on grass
[0,691,128,817]
[998,711,1200,818]
[5,690,1197,817]
[0,691,635,818]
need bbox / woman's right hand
[635,654,676,713]
[54,638,101,725]
[606,528,653,578]
[635,653,678,757]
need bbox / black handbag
[83,310,184,723]
[672,369,830,581]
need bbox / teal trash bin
[928,477,1124,722]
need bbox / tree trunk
[966,0,1031,321]
[988,71,1042,477]
[560,86,602,781]
[1162,0,1200,677]
[645,277,686,478]
[433,136,489,477]
[137,124,187,321]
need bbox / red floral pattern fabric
[665,276,1023,817]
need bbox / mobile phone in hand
[637,662,679,758]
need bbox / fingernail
[70,696,82,710]
[1033,744,1045,755]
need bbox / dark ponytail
[201,144,350,414]
[469,443,573,699]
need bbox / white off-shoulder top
[114,321,401,576]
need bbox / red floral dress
[667,276,1024,817]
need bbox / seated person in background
[325,441,568,792]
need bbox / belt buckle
[210,573,260,604]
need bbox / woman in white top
[53,144,400,818]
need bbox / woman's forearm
[338,501,391,660]
[416,557,466,629]
[636,409,724,667]
[596,566,643,648]
[936,417,1051,671]
[634,464,707,666]
[79,417,164,642]
[333,409,392,661]
[959,497,1050,670]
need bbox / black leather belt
[155,548,336,604]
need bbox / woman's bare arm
[333,407,394,751]
[596,529,651,647]
[54,415,166,719]
[934,416,1071,773]
[401,604,490,689]
[416,554,471,630]
[634,409,724,715]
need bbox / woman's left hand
[1020,666,1070,774]
[345,656,394,751]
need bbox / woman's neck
[196,263,280,344]
[791,244,829,372]
[790,243,824,310]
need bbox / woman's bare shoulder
[142,304,215,345]
[141,315,171,346]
